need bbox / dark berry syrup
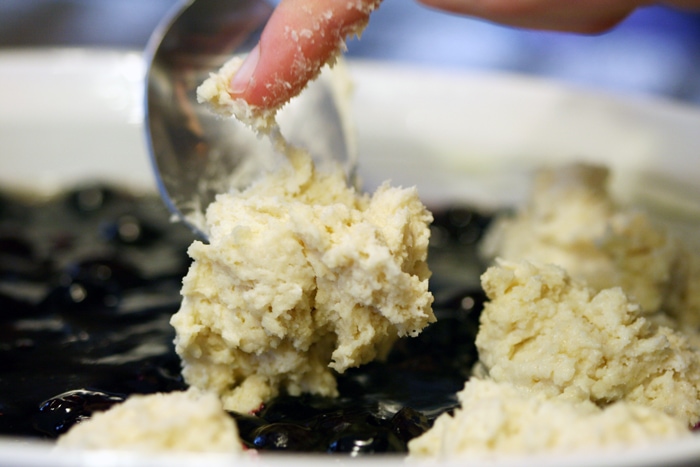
[0,186,492,455]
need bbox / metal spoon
[144,0,355,238]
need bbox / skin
[229,0,700,109]
[229,0,381,109]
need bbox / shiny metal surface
[144,0,352,237]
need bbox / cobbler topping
[0,185,489,453]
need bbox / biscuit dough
[476,260,700,427]
[171,153,434,413]
[190,39,436,414]
[480,164,700,319]
[57,389,243,453]
[408,379,689,457]
[411,164,699,459]
[197,56,278,133]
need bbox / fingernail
[230,44,260,94]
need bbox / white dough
[409,379,689,458]
[171,153,434,413]
[57,389,243,453]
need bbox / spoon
[144,0,355,238]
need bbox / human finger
[229,0,380,110]
[417,0,641,33]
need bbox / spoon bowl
[144,0,355,237]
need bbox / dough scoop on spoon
[144,0,371,237]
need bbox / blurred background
[1,0,700,104]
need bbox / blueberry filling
[0,185,492,454]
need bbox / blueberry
[0,235,33,259]
[0,400,29,436]
[390,407,431,444]
[116,360,186,394]
[258,395,323,424]
[252,423,321,451]
[65,185,118,215]
[32,389,124,438]
[100,215,162,246]
[314,407,379,433]
[431,207,493,245]
[65,257,142,288]
[0,234,48,280]
[327,427,405,454]
[231,412,267,447]
[314,407,408,454]
[41,279,121,317]
[0,292,38,321]
[41,257,143,317]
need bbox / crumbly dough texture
[171,152,434,413]
[197,0,381,121]
[409,163,700,459]
[480,164,700,320]
[197,57,277,134]
[56,389,243,453]
[476,259,700,426]
[408,379,690,458]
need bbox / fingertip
[229,44,261,96]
